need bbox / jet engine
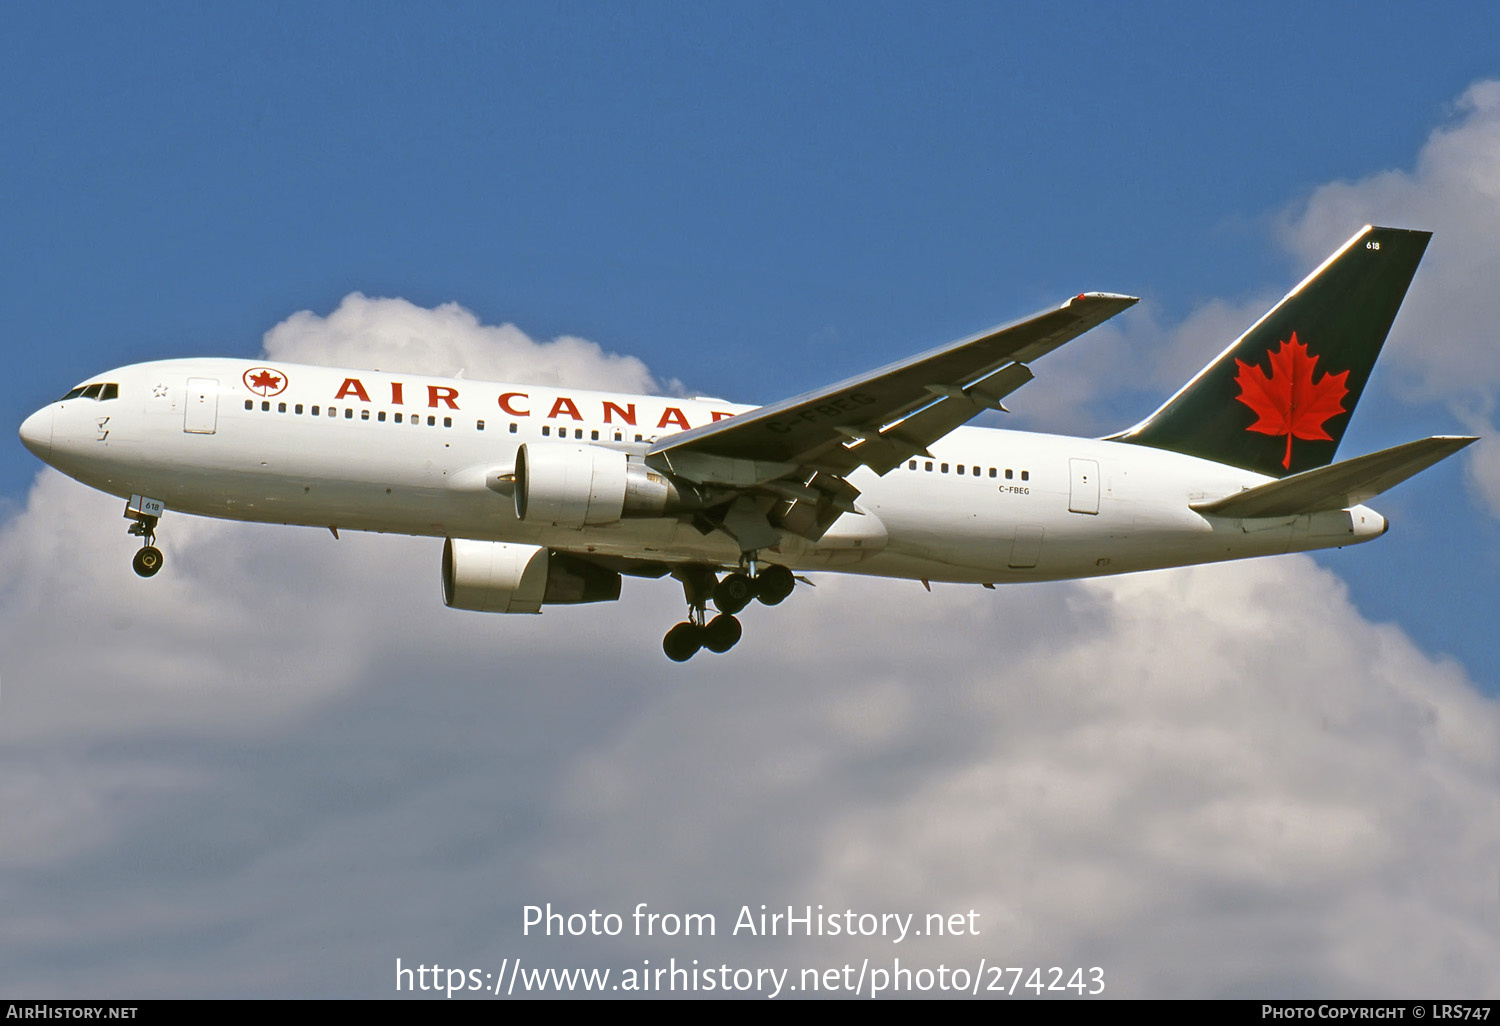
[441,539,621,613]
[513,444,705,527]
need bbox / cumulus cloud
[3,202,1497,995]
[5,491,1494,995]
[1013,292,1284,438]
[542,562,1499,997]
[1278,80,1500,402]
[14,94,1500,996]
[1025,82,1500,509]
[1276,80,1500,516]
[1,297,694,745]
[263,293,666,394]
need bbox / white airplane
[19,226,1475,660]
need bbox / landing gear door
[184,378,219,434]
[1069,458,1099,515]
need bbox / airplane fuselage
[20,357,1387,586]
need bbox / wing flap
[1190,436,1477,518]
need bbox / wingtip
[1365,224,1435,241]
[1070,292,1140,307]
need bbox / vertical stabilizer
[1115,226,1430,477]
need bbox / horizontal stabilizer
[1191,435,1477,518]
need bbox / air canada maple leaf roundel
[1233,333,1348,470]
[243,366,288,397]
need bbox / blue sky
[4,2,1494,404]
[3,1,1498,998]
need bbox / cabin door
[184,378,219,434]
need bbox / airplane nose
[19,405,54,460]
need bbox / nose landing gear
[125,495,165,578]
[662,559,798,661]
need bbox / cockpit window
[59,382,120,401]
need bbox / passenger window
[328,407,336,417]
[244,400,253,411]
[1005,469,1013,480]
[591,430,599,440]
[101,383,118,400]
[312,405,320,416]
[345,409,353,419]
[1021,470,1029,481]
[940,463,948,473]
[908,460,917,470]
[989,468,996,478]
[263,401,271,412]
[378,411,386,422]
[957,465,964,475]
[476,419,484,431]
[360,409,370,420]
[925,461,933,471]
[443,417,452,428]
[427,416,436,426]
[394,412,402,423]
[510,423,518,434]
[279,402,288,413]
[542,426,551,436]
[295,404,303,414]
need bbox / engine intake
[442,539,621,613]
[513,443,705,527]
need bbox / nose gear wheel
[133,546,164,577]
[126,509,164,578]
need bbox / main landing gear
[125,496,165,578]
[662,561,798,662]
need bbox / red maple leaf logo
[1234,333,1349,470]
[242,366,288,396]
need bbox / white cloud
[1455,404,1500,515]
[263,293,665,394]
[1024,80,1500,511]
[1278,82,1500,403]
[0,295,695,743]
[1013,292,1284,439]
[3,246,1495,997]
[541,561,1499,997]
[1276,80,1500,516]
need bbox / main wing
[644,292,1136,545]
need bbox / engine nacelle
[441,539,621,613]
[513,443,705,527]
